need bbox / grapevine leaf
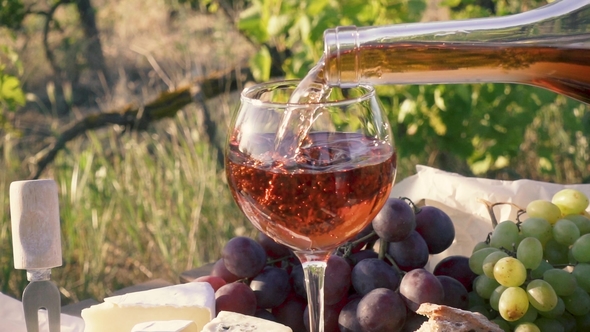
[249,46,272,82]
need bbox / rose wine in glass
[226,80,395,332]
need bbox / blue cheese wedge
[201,311,292,332]
[131,320,199,332]
[81,282,214,332]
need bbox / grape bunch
[194,197,474,332]
[468,188,590,332]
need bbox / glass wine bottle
[322,0,590,103]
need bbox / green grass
[0,101,253,304]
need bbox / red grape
[193,275,226,292]
[387,230,429,272]
[210,258,240,283]
[257,232,292,259]
[302,302,342,332]
[272,293,307,332]
[436,275,469,310]
[215,282,257,315]
[357,288,407,332]
[250,266,291,308]
[324,255,352,305]
[372,197,416,242]
[254,308,277,321]
[414,206,455,254]
[433,255,477,292]
[222,236,267,278]
[351,258,400,295]
[338,296,362,332]
[345,249,379,268]
[399,268,444,312]
[289,264,307,299]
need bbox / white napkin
[0,292,84,332]
[389,165,590,270]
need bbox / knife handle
[10,179,62,270]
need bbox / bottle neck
[323,0,590,88]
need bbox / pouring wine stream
[273,57,330,161]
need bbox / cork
[10,179,62,270]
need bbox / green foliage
[238,0,426,81]
[0,0,25,30]
[0,44,25,132]
[237,0,589,181]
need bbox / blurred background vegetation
[1,0,588,304]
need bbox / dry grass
[1,0,256,303]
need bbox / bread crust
[415,303,504,332]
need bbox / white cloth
[389,165,590,270]
[0,292,84,332]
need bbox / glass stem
[296,251,330,332]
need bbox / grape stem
[353,231,378,247]
[266,254,294,266]
[378,237,387,260]
[377,238,404,276]
[384,253,404,276]
[335,230,379,258]
[401,196,421,214]
[478,199,524,229]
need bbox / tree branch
[28,63,255,179]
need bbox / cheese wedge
[131,320,199,332]
[201,311,293,332]
[81,282,214,332]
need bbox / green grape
[473,240,490,253]
[526,279,558,312]
[556,312,577,332]
[531,260,553,279]
[499,286,530,321]
[527,199,562,225]
[534,317,565,332]
[575,313,590,331]
[544,239,570,265]
[469,304,496,320]
[475,274,501,300]
[483,250,509,279]
[514,322,541,332]
[538,297,565,319]
[492,318,512,332]
[563,287,590,316]
[470,247,499,275]
[568,248,578,265]
[552,189,590,216]
[520,217,553,246]
[571,233,590,263]
[564,214,590,235]
[490,220,520,250]
[553,219,581,246]
[490,285,508,311]
[517,237,543,270]
[543,269,577,297]
[494,257,527,287]
[572,263,590,293]
[509,306,539,328]
[468,290,487,308]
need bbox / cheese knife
[10,179,62,332]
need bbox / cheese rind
[131,320,198,332]
[81,282,214,332]
[201,311,293,332]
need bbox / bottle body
[323,0,590,103]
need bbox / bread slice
[415,303,503,332]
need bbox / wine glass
[225,80,396,332]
